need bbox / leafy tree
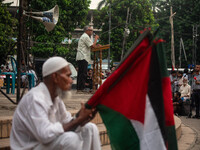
[97,0,157,62]
[29,0,91,61]
[0,0,17,65]
[154,0,200,67]
[65,39,78,67]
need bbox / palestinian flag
[86,30,178,150]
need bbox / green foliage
[153,0,200,67]
[29,0,91,60]
[97,0,158,62]
[0,0,17,64]
[65,39,78,67]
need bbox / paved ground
[179,116,200,150]
[0,88,200,150]
[0,89,92,116]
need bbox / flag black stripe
[148,45,167,142]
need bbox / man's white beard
[56,87,72,103]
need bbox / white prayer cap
[42,56,69,77]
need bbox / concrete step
[0,111,104,137]
[102,145,111,150]
[0,116,12,138]
[97,124,110,146]
[0,138,10,150]
[174,115,182,140]
[0,115,190,150]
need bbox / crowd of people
[79,66,115,93]
[170,65,200,119]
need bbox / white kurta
[10,82,101,150]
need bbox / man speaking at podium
[76,26,99,92]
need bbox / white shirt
[76,33,93,63]
[10,82,73,150]
[179,84,191,98]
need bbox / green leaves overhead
[0,0,17,64]
[30,0,90,58]
[153,0,200,67]
[97,0,157,62]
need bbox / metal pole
[194,25,198,66]
[170,6,175,69]
[108,1,111,70]
[179,38,181,68]
[192,25,195,65]
[121,7,129,60]
[180,38,187,62]
[192,25,198,66]
[17,0,23,103]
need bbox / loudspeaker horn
[25,5,59,32]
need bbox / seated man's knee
[59,132,82,149]
[83,122,99,134]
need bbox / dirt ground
[0,89,92,116]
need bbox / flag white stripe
[130,94,166,150]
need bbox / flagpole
[108,1,111,70]
[17,0,23,103]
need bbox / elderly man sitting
[179,78,191,101]
[10,56,101,150]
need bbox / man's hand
[91,35,100,49]
[62,103,97,131]
[95,35,99,40]
[77,103,97,126]
[81,107,97,126]
[77,103,92,122]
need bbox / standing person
[190,64,200,118]
[10,56,101,150]
[76,26,99,93]
[188,69,196,117]
[177,71,183,91]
